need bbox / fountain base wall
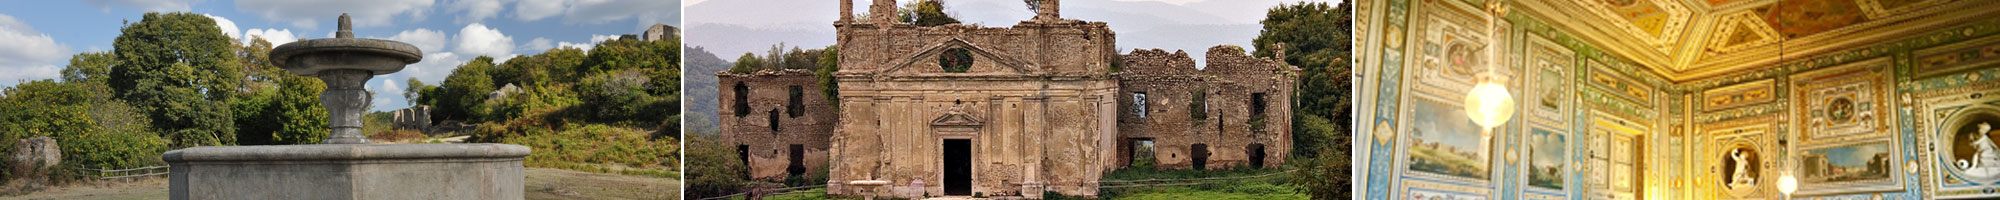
[163,144,530,200]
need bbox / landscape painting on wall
[1528,129,1566,190]
[1407,99,1489,180]
[1800,142,1893,183]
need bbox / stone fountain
[163,14,530,200]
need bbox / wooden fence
[75,165,169,181]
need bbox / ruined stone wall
[716,69,837,180]
[1114,46,1298,171]
[826,17,1120,198]
[392,105,432,133]
[835,21,1118,75]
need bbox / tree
[405,78,431,106]
[578,69,661,122]
[60,52,117,85]
[815,46,841,108]
[237,37,286,95]
[900,0,961,27]
[1253,2,1351,198]
[1255,1,1348,158]
[111,12,244,147]
[685,135,749,198]
[729,53,763,73]
[437,56,500,121]
[234,75,329,145]
[0,80,167,171]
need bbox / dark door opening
[788,144,806,176]
[736,145,750,179]
[943,139,972,196]
[1191,144,1209,170]
[1248,143,1266,168]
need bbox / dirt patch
[3,168,679,200]
[525,168,680,200]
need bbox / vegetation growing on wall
[1253,1,1351,199]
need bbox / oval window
[940,48,973,73]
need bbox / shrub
[686,135,749,199]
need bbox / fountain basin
[270,38,423,76]
[164,144,529,200]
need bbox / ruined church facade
[716,0,1297,198]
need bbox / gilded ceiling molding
[1681,0,2000,81]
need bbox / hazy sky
[0,0,679,112]
[684,0,1340,65]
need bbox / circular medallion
[1720,143,1761,196]
[1384,26,1404,49]
[1827,97,1855,122]
[1445,42,1479,77]
[1940,107,2000,182]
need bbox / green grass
[1092,167,1307,199]
[755,168,1309,199]
[737,188,876,200]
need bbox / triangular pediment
[878,38,1035,75]
[930,111,985,127]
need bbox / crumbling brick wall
[717,69,838,181]
[1115,46,1297,171]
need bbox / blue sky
[1811,143,1889,167]
[0,0,680,112]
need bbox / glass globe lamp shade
[1778,174,1798,195]
[1464,81,1515,129]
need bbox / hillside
[684,46,732,136]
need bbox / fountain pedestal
[164,14,529,200]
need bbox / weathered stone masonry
[717,0,1297,198]
[717,69,837,181]
[1116,47,1297,171]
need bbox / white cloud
[562,0,678,25]
[377,79,403,93]
[245,28,299,45]
[387,28,449,52]
[404,52,463,84]
[0,14,71,83]
[86,0,199,13]
[513,0,565,21]
[371,96,394,111]
[494,54,518,63]
[558,41,594,51]
[453,23,515,59]
[449,0,513,22]
[524,37,555,51]
[510,0,676,26]
[203,14,242,39]
[0,65,62,86]
[235,0,434,29]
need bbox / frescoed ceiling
[1513,0,1984,81]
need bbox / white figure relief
[1965,122,2000,176]
[1728,149,1756,188]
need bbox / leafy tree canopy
[110,12,243,147]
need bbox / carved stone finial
[870,0,897,25]
[1036,0,1061,21]
[337,13,353,38]
[1274,42,1288,61]
[839,0,855,23]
